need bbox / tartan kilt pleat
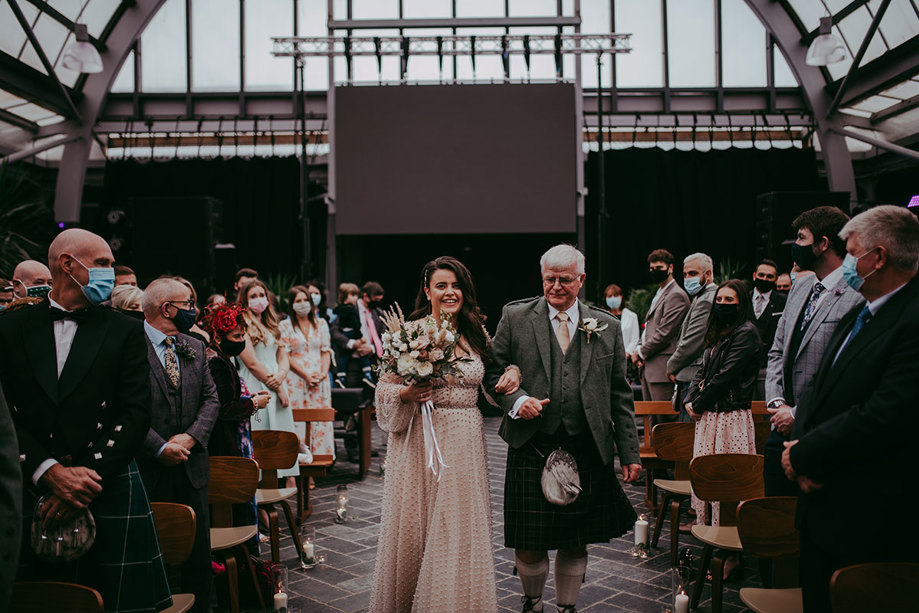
[21,460,173,613]
[503,437,637,551]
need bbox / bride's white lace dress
[369,351,498,612]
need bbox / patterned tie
[837,306,872,358]
[800,282,826,331]
[163,337,180,388]
[755,293,767,318]
[555,312,570,354]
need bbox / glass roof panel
[0,1,31,57]
[837,6,889,64]
[580,0,611,88]
[785,0,824,31]
[49,0,83,21]
[403,0,452,19]
[351,28,400,82]
[668,0,716,88]
[110,50,135,93]
[773,46,798,87]
[351,0,398,20]
[881,78,919,98]
[455,27,504,80]
[81,0,122,38]
[8,101,59,122]
[297,0,327,36]
[509,0,557,18]
[404,28,454,81]
[191,0,240,91]
[877,0,919,48]
[509,26,557,81]
[245,0,294,91]
[35,113,65,126]
[141,0,187,92]
[456,0,504,19]
[722,0,767,87]
[850,94,901,112]
[0,91,28,110]
[615,0,663,88]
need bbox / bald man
[11,259,52,298]
[0,229,172,613]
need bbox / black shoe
[557,606,577,613]
[520,595,543,613]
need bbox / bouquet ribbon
[419,400,449,481]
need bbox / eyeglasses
[165,300,195,309]
[542,275,580,287]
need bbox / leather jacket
[687,320,761,413]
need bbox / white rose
[400,343,409,352]
[445,331,455,343]
[410,350,420,359]
[429,347,445,362]
[397,353,416,375]
[382,332,391,343]
[416,361,434,377]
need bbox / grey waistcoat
[540,327,589,436]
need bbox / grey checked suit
[639,281,690,401]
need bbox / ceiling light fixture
[806,17,847,66]
[62,24,103,73]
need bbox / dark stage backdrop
[584,147,826,299]
[334,83,579,235]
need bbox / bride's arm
[375,373,419,434]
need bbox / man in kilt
[488,244,642,613]
[0,229,171,612]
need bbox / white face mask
[248,296,269,315]
[293,302,313,317]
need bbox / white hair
[141,278,188,316]
[540,244,585,275]
[840,205,919,272]
[111,285,144,310]
[683,252,713,273]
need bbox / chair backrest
[634,401,677,453]
[331,388,364,413]
[208,456,259,528]
[737,496,800,588]
[251,430,300,485]
[651,422,695,479]
[689,454,764,526]
[12,581,104,613]
[292,407,336,464]
[830,563,919,613]
[151,502,197,565]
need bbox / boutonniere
[578,317,609,344]
[175,342,197,360]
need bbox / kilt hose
[20,460,173,613]
[504,432,637,551]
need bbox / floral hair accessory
[204,302,246,336]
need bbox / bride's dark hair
[410,256,490,361]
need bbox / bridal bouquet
[378,303,464,480]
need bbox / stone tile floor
[265,418,760,612]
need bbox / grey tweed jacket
[765,272,864,407]
[485,296,640,466]
[667,283,717,382]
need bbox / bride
[369,256,520,612]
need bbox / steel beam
[54,0,168,223]
[827,35,919,108]
[745,0,857,206]
[832,127,919,161]
[871,93,919,123]
[0,51,81,117]
[328,17,581,29]
[800,0,872,46]
[827,0,892,116]
[1,133,80,163]
[22,0,107,52]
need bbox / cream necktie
[555,312,570,354]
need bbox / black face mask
[753,279,776,293]
[712,303,740,323]
[171,307,197,334]
[649,268,669,283]
[220,338,246,357]
[791,242,818,270]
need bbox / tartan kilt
[504,434,637,551]
[20,460,173,613]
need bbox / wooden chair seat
[739,587,803,613]
[161,593,196,613]
[12,581,104,612]
[653,478,691,496]
[210,525,258,551]
[830,562,919,613]
[255,486,298,505]
[690,524,742,550]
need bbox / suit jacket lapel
[23,301,59,404]
[177,336,196,416]
[578,302,595,384]
[797,278,847,358]
[646,283,669,320]
[58,308,109,400]
[531,299,552,381]
[146,336,174,406]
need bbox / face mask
[293,302,313,317]
[69,258,115,305]
[684,277,703,296]
[26,284,52,299]
[650,268,669,283]
[171,307,197,333]
[605,295,622,310]
[753,279,776,294]
[842,250,877,292]
[248,296,269,315]
[220,338,246,357]
[310,294,322,307]
[712,303,739,323]
[791,242,818,270]
[790,272,797,285]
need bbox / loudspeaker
[128,196,223,293]
[755,191,850,271]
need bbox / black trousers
[145,466,212,613]
[763,429,799,497]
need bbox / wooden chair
[151,502,197,613]
[293,407,336,523]
[829,563,919,613]
[736,497,802,613]
[688,453,764,613]
[649,422,695,566]
[252,430,303,564]
[209,456,264,613]
[634,401,679,509]
[332,387,373,478]
[11,582,103,612]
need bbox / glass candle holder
[335,484,349,523]
[300,525,316,570]
[273,566,289,612]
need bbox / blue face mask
[172,307,197,333]
[605,295,622,310]
[790,272,797,285]
[842,249,876,292]
[70,257,115,305]
[684,277,703,296]
[311,293,322,307]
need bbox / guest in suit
[331,281,386,389]
[0,228,171,613]
[634,249,690,405]
[488,245,641,613]
[751,259,786,363]
[11,260,52,299]
[0,385,21,611]
[776,273,792,293]
[667,253,717,421]
[782,205,919,612]
[138,279,220,613]
[764,206,862,497]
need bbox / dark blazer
[752,290,787,365]
[0,300,151,483]
[205,348,256,458]
[330,302,385,352]
[139,332,219,490]
[0,384,21,611]
[687,320,761,413]
[790,276,919,558]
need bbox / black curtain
[584,147,825,299]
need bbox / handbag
[30,495,96,562]
[540,448,582,506]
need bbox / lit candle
[675,591,689,613]
[273,591,288,611]
[304,541,315,562]
[634,514,649,546]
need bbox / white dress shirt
[753,288,772,319]
[619,307,640,356]
[509,300,580,419]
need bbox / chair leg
[294,475,304,526]
[710,553,725,613]
[280,498,304,560]
[223,553,239,613]
[691,544,713,609]
[297,476,313,524]
[239,545,266,608]
[652,492,670,548]
[265,506,281,564]
[669,498,682,567]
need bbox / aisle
[275,417,757,612]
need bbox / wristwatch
[767,399,785,409]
